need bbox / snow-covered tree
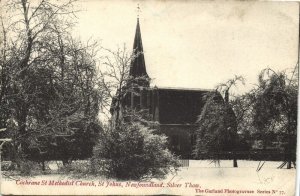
[252,68,298,169]
[92,117,179,180]
[0,0,102,168]
[193,91,239,167]
[193,76,245,167]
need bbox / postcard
[0,0,298,195]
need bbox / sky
[74,0,299,94]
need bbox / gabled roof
[152,86,214,92]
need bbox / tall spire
[129,7,149,86]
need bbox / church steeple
[129,17,149,87]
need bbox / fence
[179,159,189,167]
[194,150,295,161]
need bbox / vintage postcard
[0,0,299,195]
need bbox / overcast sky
[74,0,299,93]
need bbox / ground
[1,160,297,195]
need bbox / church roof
[152,86,214,92]
[129,18,149,78]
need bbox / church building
[113,18,219,159]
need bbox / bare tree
[98,45,147,124]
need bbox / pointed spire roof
[129,18,149,80]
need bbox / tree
[98,46,133,122]
[193,76,244,168]
[98,46,150,123]
[229,91,255,151]
[193,91,239,167]
[252,68,297,169]
[0,0,102,167]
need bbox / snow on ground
[2,160,297,195]
[188,160,288,168]
[157,160,296,195]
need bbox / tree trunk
[233,158,238,168]
[42,161,45,171]
[233,152,238,167]
[286,114,292,169]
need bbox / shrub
[92,122,179,180]
[19,160,41,176]
[56,160,93,177]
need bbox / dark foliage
[252,69,297,166]
[193,92,239,160]
[92,111,179,180]
[0,0,102,165]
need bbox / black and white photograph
[0,0,298,195]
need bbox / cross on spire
[136,3,141,18]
